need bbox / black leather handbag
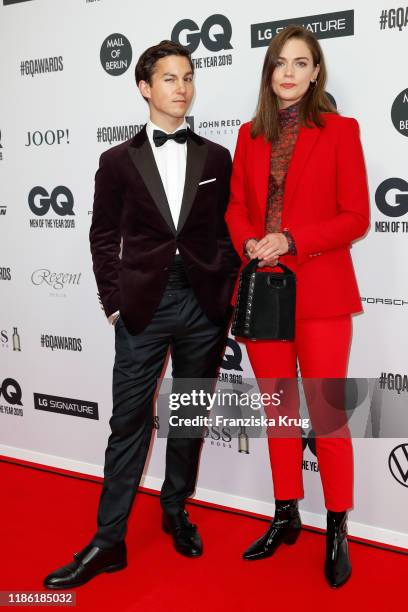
[231,258,296,340]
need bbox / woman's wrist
[282,229,297,255]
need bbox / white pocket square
[198,178,217,186]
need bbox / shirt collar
[278,102,300,127]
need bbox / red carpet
[1,458,406,611]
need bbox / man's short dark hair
[135,40,194,86]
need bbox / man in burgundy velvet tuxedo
[43,40,239,589]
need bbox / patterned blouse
[265,102,300,253]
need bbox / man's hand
[108,311,120,326]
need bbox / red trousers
[245,315,353,511]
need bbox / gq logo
[375,178,408,217]
[171,14,232,53]
[28,186,74,217]
[0,378,22,405]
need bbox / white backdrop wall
[1,0,407,547]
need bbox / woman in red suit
[225,25,369,587]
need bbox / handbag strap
[243,258,294,276]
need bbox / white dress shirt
[146,119,188,232]
[108,119,188,325]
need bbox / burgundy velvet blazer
[89,126,240,334]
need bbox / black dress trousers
[90,285,229,548]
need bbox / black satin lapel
[177,137,208,233]
[127,139,176,234]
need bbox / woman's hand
[251,233,289,268]
[244,239,259,259]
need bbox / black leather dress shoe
[43,541,127,589]
[325,511,351,588]
[162,509,203,557]
[243,499,301,560]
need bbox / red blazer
[225,113,370,319]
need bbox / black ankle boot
[325,510,351,587]
[243,499,301,561]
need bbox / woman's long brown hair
[251,25,337,142]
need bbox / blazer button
[163,266,169,271]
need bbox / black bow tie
[153,128,188,147]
